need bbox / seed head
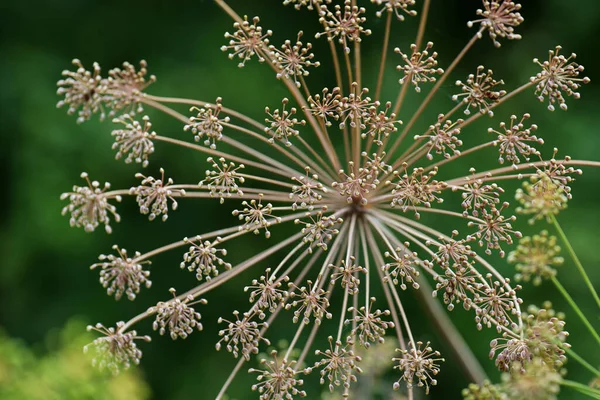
[474,274,522,331]
[111,114,155,167]
[200,156,245,204]
[90,245,151,301]
[311,336,363,392]
[290,167,326,211]
[531,45,590,111]
[185,98,230,149]
[516,174,567,224]
[286,281,332,325]
[467,202,522,257]
[468,1,523,48]
[509,231,563,285]
[393,341,444,394]
[489,114,542,165]
[149,288,206,340]
[383,243,420,290]
[245,268,290,318]
[217,310,270,360]
[105,60,156,115]
[264,98,306,146]
[221,16,272,67]
[60,172,121,233]
[501,358,561,400]
[131,168,184,222]
[388,164,446,218]
[249,350,306,399]
[455,169,504,217]
[453,66,506,116]
[373,0,417,21]
[233,194,282,238]
[56,59,107,123]
[317,1,372,54]
[306,87,341,127]
[84,321,151,375]
[416,114,464,160]
[345,297,394,348]
[180,236,231,281]
[295,209,342,253]
[270,31,320,87]
[329,256,367,295]
[395,42,444,93]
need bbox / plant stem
[561,379,600,399]
[551,275,600,347]
[565,347,600,377]
[551,214,600,309]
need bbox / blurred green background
[1,0,600,399]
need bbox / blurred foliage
[1,0,600,399]
[0,319,149,399]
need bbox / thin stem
[551,214,600,309]
[216,357,245,400]
[565,347,600,377]
[561,380,600,399]
[551,275,600,347]
[375,11,393,101]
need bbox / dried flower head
[131,168,184,222]
[453,66,506,116]
[345,298,394,348]
[149,288,206,340]
[508,231,563,285]
[317,1,372,54]
[311,336,363,392]
[84,322,151,375]
[90,245,152,301]
[295,210,342,253]
[105,60,156,115]
[180,236,231,281]
[467,202,522,257]
[373,0,417,20]
[270,31,320,87]
[184,98,230,149]
[489,113,542,165]
[250,350,306,399]
[221,16,272,67]
[531,45,590,111]
[56,59,106,123]
[265,98,306,146]
[286,281,332,325]
[200,156,245,203]
[290,167,326,210]
[329,256,367,294]
[233,194,282,238]
[217,310,270,360]
[393,341,444,394]
[515,174,568,224]
[388,164,446,218]
[306,87,341,127]
[60,172,121,233]
[416,115,464,160]
[111,114,155,167]
[468,1,523,48]
[462,380,506,400]
[473,274,522,331]
[455,170,504,217]
[245,268,289,318]
[383,243,420,290]
[395,42,444,93]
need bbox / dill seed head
[462,380,506,400]
[270,31,320,87]
[84,321,151,375]
[531,45,590,111]
[317,1,372,54]
[453,66,506,117]
[131,168,184,222]
[310,336,363,392]
[184,98,230,149]
[395,42,444,93]
[508,231,563,285]
[383,243,419,290]
[233,194,282,238]
[345,297,394,348]
[264,98,306,146]
[489,113,542,166]
[416,114,464,160]
[180,236,231,281]
[217,310,270,360]
[60,172,121,234]
[286,281,332,325]
[200,156,245,204]
[249,350,306,399]
[111,114,156,167]
[468,1,523,48]
[90,245,151,301]
[295,209,342,253]
[393,341,444,394]
[329,256,367,295]
[149,288,206,340]
[245,268,289,318]
[56,59,106,123]
[222,16,272,67]
[373,0,417,20]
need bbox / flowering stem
[560,379,600,399]
[550,275,600,347]
[565,347,600,377]
[216,357,245,400]
[550,214,600,309]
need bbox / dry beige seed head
[373,0,417,20]
[245,268,289,318]
[105,60,156,116]
[131,168,184,222]
[531,46,590,111]
[489,113,542,165]
[306,87,341,127]
[56,59,107,123]
[264,98,306,147]
[270,31,320,87]
[60,172,121,234]
[329,256,367,295]
[111,114,156,167]
[333,161,378,205]
[200,156,245,204]
[221,16,272,67]
[180,236,231,281]
[232,194,282,238]
[474,274,522,331]
[393,341,444,394]
[90,245,151,301]
[149,288,206,340]
[286,281,332,325]
[468,1,523,48]
[310,336,363,392]
[453,66,506,116]
[217,310,270,360]
[416,114,464,160]
[249,350,306,399]
[395,42,444,93]
[295,209,342,253]
[316,1,372,54]
[455,169,504,217]
[383,243,419,290]
[283,0,329,11]
[290,167,326,211]
[388,164,446,218]
[184,98,230,149]
[467,202,522,257]
[345,297,394,348]
[362,102,400,146]
[84,321,151,375]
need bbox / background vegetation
[1,0,599,398]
